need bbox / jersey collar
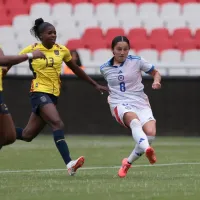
[108,57,126,68]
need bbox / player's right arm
[0,48,45,67]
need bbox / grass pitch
[0,135,200,200]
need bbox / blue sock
[53,130,71,165]
[16,127,24,140]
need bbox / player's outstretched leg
[67,156,85,176]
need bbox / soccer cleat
[145,147,156,164]
[67,156,85,176]
[118,158,131,178]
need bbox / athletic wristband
[26,53,33,59]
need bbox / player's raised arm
[66,59,109,94]
[0,49,45,66]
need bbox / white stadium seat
[99,19,120,33]
[160,49,182,65]
[139,3,159,19]
[73,3,94,21]
[183,50,200,65]
[137,49,159,64]
[143,18,164,33]
[92,49,113,65]
[95,3,116,20]
[30,3,52,18]
[165,18,187,34]
[160,3,181,20]
[121,18,142,33]
[182,3,200,19]
[77,48,92,66]
[0,26,15,43]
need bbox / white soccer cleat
[67,156,85,176]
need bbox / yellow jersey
[0,67,2,91]
[19,43,72,96]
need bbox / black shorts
[0,91,9,114]
[30,92,58,115]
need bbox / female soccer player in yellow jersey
[15,18,108,176]
[0,47,45,149]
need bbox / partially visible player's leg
[39,103,84,176]
[16,112,46,142]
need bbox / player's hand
[32,50,46,59]
[152,81,161,89]
[95,84,109,95]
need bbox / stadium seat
[165,18,187,34]
[26,0,47,7]
[16,65,31,75]
[121,18,143,33]
[152,39,174,52]
[76,48,92,66]
[47,0,67,4]
[82,28,104,41]
[175,39,196,51]
[51,3,73,20]
[66,39,84,50]
[143,18,164,33]
[194,29,200,40]
[156,0,176,4]
[29,3,52,19]
[77,18,99,35]
[150,28,170,41]
[113,0,133,4]
[100,19,120,33]
[160,3,181,20]
[91,0,111,5]
[135,0,155,4]
[183,49,200,64]
[73,3,94,21]
[168,69,188,76]
[116,3,137,21]
[105,28,125,46]
[16,34,37,49]
[128,28,148,41]
[92,49,113,65]
[137,49,159,63]
[160,49,182,64]
[95,3,116,21]
[0,12,11,25]
[67,0,90,5]
[1,42,19,55]
[139,3,159,19]
[129,49,136,55]
[130,38,152,51]
[83,38,107,51]
[8,6,29,19]
[172,28,192,41]
[0,26,15,43]
[178,0,198,5]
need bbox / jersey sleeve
[140,57,155,74]
[62,46,72,63]
[19,45,33,55]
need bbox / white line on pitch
[0,162,200,174]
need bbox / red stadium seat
[128,28,148,41]
[194,29,200,41]
[86,41,107,51]
[66,39,84,50]
[150,28,169,41]
[105,28,125,46]
[7,6,29,19]
[130,38,152,51]
[91,0,111,5]
[82,28,104,41]
[177,0,197,4]
[68,0,89,5]
[47,0,67,4]
[152,39,174,52]
[0,13,12,25]
[26,0,47,7]
[172,28,192,41]
[135,0,155,4]
[112,0,133,5]
[156,0,176,4]
[175,39,197,51]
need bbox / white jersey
[100,55,155,109]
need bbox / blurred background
[1,0,200,136]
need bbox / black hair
[30,18,54,40]
[70,50,82,67]
[111,36,130,50]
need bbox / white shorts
[110,103,155,127]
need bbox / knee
[145,127,156,136]
[22,129,35,142]
[51,120,64,130]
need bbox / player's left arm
[140,57,161,90]
[148,69,161,90]
[0,48,10,77]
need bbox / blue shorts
[0,92,9,114]
[30,92,58,115]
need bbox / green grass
[0,136,200,200]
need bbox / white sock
[130,119,149,151]
[127,144,144,164]
[147,135,155,145]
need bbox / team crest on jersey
[118,75,124,81]
[54,50,59,55]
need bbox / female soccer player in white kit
[100,36,161,178]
